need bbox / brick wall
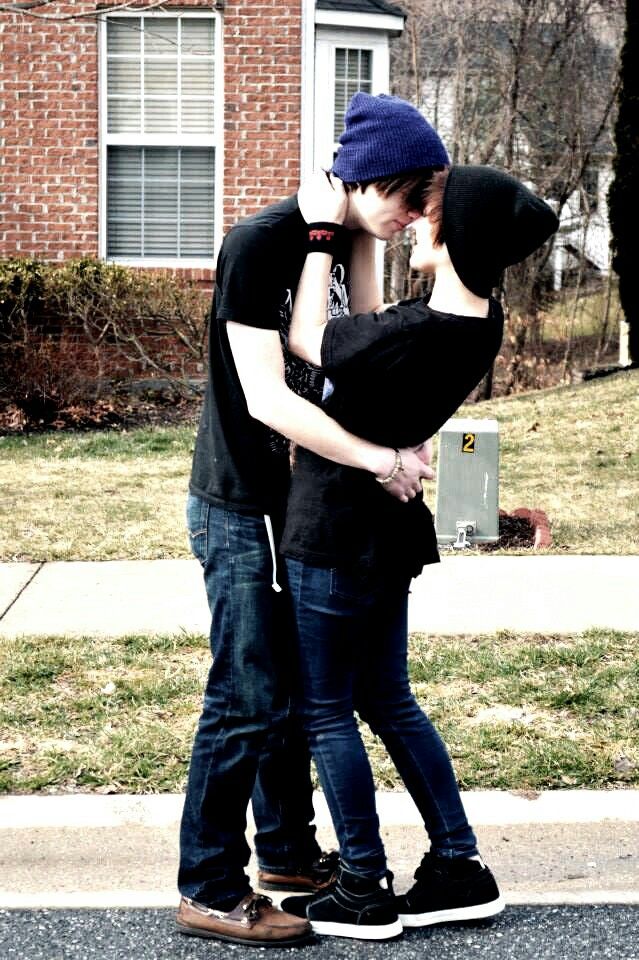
[223,0,303,232]
[0,1,100,260]
[0,0,303,262]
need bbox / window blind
[105,15,217,259]
[107,146,215,258]
[333,48,372,141]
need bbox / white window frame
[99,9,224,267]
[313,27,390,173]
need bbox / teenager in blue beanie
[277,167,558,940]
[177,94,451,946]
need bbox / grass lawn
[1,368,637,560]
[1,629,636,795]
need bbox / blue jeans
[178,495,321,907]
[286,558,478,880]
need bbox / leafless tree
[390,0,624,394]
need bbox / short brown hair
[342,165,447,213]
[423,168,450,246]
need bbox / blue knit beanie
[332,93,449,182]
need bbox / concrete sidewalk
[1,554,638,637]
[1,555,637,911]
[2,790,638,909]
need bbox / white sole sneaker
[399,894,506,927]
[311,918,403,940]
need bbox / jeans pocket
[329,567,374,602]
[186,494,209,566]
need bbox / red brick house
[1,0,405,279]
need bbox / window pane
[108,146,142,178]
[107,59,140,97]
[181,181,215,217]
[145,59,177,95]
[182,100,214,135]
[145,148,179,179]
[145,183,178,218]
[181,18,215,57]
[107,17,141,56]
[182,60,215,97]
[180,221,214,256]
[108,99,141,134]
[334,48,372,140]
[144,100,177,134]
[144,18,178,56]
[107,15,216,138]
[181,147,215,180]
[107,180,141,220]
[107,221,142,257]
[107,146,215,258]
[144,222,178,256]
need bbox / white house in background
[418,21,615,294]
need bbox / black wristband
[306,221,346,256]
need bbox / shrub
[0,258,210,426]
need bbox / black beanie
[442,166,560,298]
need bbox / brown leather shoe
[176,892,313,946]
[258,850,339,892]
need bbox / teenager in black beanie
[277,167,558,940]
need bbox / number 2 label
[462,432,476,454]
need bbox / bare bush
[0,258,209,427]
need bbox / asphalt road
[1,906,638,960]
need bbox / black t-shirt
[281,297,504,578]
[189,196,352,518]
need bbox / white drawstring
[263,514,282,592]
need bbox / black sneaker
[396,852,505,927]
[282,865,403,940]
[258,850,339,893]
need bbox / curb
[2,790,638,829]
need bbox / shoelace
[242,893,273,921]
[311,850,340,886]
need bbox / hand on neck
[427,262,490,318]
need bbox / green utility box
[434,418,499,548]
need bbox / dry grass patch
[424,368,639,554]
[0,427,195,560]
[0,368,637,559]
[2,629,636,794]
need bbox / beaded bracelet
[376,448,404,485]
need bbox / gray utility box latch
[435,418,499,546]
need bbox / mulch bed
[480,509,552,550]
[480,513,535,551]
[0,393,202,434]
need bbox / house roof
[316,0,406,18]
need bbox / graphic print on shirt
[328,263,349,321]
[267,263,350,456]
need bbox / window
[102,13,220,263]
[313,27,388,171]
[333,48,372,140]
